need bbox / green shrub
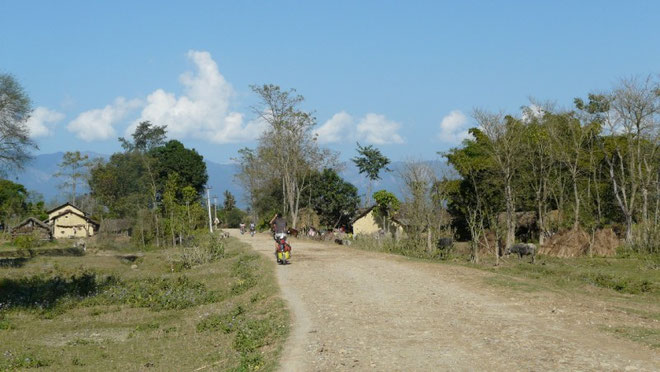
[0,352,51,369]
[98,276,218,311]
[196,305,245,333]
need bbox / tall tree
[351,142,391,205]
[0,74,37,174]
[307,168,360,228]
[55,151,93,205]
[149,140,208,195]
[119,121,167,152]
[251,84,335,228]
[473,109,523,250]
[601,76,660,243]
[223,190,236,211]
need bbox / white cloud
[437,110,471,144]
[129,50,263,143]
[67,97,141,141]
[356,113,404,144]
[314,111,354,144]
[315,112,404,145]
[25,107,65,137]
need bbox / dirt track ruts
[234,231,659,371]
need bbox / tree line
[445,76,660,261]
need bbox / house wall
[53,213,95,238]
[48,205,83,221]
[353,210,404,237]
[353,210,381,235]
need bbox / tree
[223,190,236,211]
[372,189,400,235]
[55,151,93,205]
[0,178,28,233]
[474,109,523,250]
[351,143,391,205]
[251,84,336,228]
[601,76,660,244]
[0,74,37,174]
[149,140,208,195]
[307,168,360,228]
[399,161,440,252]
[119,121,167,152]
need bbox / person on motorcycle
[239,222,246,234]
[249,222,256,236]
[270,213,287,241]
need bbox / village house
[11,217,53,241]
[351,205,403,237]
[45,202,100,239]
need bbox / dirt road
[235,231,659,371]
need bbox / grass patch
[0,235,289,371]
[601,325,660,348]
[0,352,51,370]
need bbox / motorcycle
[274,233,291,265]
[250,227,255,237]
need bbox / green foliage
[223,190,236,211]
[307,168,360,228]
[351,142,391,181]
[177,234,225,269]
[0,271,113,311]
[119,121,167,152]
[12,234,39,249]
[0,178,28,227]
[98,276,218,311]
[196,304,245,333]
[149,140,208,195]
[230,254,259,295]
[372,190,400,218]
[0,352,51,369]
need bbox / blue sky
[2,0,659,164]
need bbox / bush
[0,271,115,311]
[98,276,218,311]
[177,234,225,269]
[196,305,245,333]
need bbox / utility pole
[206,186,213,233]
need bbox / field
[0,233,289,371]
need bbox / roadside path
[234,231,659,371]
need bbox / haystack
[540,227,619,257]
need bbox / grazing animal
[506,243,536,263]
[287,228,299,238]
[436,237,453,250]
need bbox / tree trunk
[505,181,515,249]
[572,173,580,230]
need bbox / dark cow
[436,237,453,250]
[506,243,536,263]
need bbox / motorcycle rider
[249,222,256,236]
[239,222,246,234]
[270,213,287,241]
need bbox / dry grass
[0,234,289,371]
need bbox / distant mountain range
[9,152,451,208]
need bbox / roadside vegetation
[0,234,289,371]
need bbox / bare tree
[400,160,437,253]
[602,76,660,244]
[251,84,337,228]
[55,151,93,205]
[0,74,37,174]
